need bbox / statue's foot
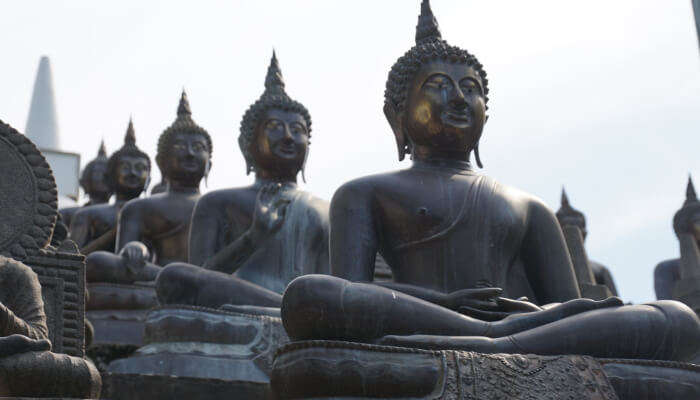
[0,334,51,358]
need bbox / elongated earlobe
[474,143,483,168]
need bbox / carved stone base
[0,350,101,398]
[600,358,700,400]
[673,276,700,315]
[271,340,618,399]
[105,305,288,399]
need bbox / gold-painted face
[252,108,309,175]
[403,61,486,153]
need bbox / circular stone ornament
[0,120,57,259]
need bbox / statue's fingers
[451,287,502,300]
[457,306,510,321]
[496,297,541,312]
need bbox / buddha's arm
[203,231,260,273]
[0,262,49,340]
[521,200,580,303]
[115,202,144,252]
[678,233,700,279]
[68,210,92,249]
[329,182,377,281]
[188,196,222,266]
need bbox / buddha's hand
[119,241,150,276]
[447,288,543,321]
[0,334,51,358]
[250,183,291,242]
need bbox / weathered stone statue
[0,119,101,398]
[655,177,700,312]
[280,0,700,364]
[156,52,329,309]
[59,141,112,228]
[556,188,618,296]
[85,91,211,283]
[70,120,151,255]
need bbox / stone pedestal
[270,340,700,400]
[104,305,288,399]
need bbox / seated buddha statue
[59,141,112,228]
[85,91,212,284]
[655,177,700,309]
[556,188,618,296]
[281,0,700,363]
[69,120,151,255]
[156,52,329,309]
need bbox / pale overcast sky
[1,1,698,303]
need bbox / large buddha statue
[156,52,329,309]
[59,141,112,228]
[655,177,700,309]
[280,0,700,362]
[556,188,618,296]
[70,120,151,255]
[85,91,212,283]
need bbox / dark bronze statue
[85,91,211,283]
[59,141,112,227]
[69,120,151,255]
[655,177,700,310]
[156,52,329,309]
[280,0,700,362]
[556,188,618,296]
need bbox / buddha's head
[384,0,489,166]
[106,119,151,200]
[674,176,700,244]
[80,140,112,203]
[156,91,213,188]
[556,189,588,240]
[239,51,311,182]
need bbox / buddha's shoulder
[332,171,408,200]
[0,256,38,285]
[198,186,257,205]
[72,203,115,220]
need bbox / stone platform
[103,305,289,399]
[270,340,700,400]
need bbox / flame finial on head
[416,0,442,44]
[561,187,572,210]
[98,139,107,158]
[264,50,286,96]
[124,118,136,146]
[177,90,192,118]
[686,174,698,205]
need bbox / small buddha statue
[156,52,329,309]
[281,0,700,362]
[655,177,700,307]
[69,119,151,255]
[85,91,212,283]
[556,188,618,296]
[59,141,112,228]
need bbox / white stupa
[25,56,80,208]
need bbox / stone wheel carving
[0,120,57,259]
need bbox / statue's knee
[155,263,199,304]
[281,275,346,340]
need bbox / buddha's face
[164,132,210,183]
[403,61,486,153]
[115,155,150,197]
[251,108,309,176]
[88,162,111,200]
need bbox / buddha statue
[70,119,151,255]
[280,0,700,363]
[85,91,211,284]
[655,177,700,309]
[59,141,112,228]
[156,52,329,309]
[556,188,618,296]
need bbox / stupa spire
[415,0,442,44]
[25,56,60,149]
